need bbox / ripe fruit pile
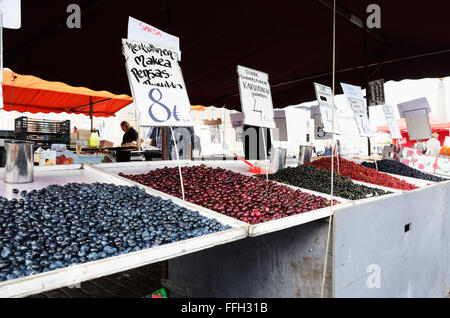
[305,157,417,190]
[0,183,230,282]
[119,165,337,225]
[361,160,447,183]
[262,165,391,200]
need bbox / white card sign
[397,97,432,141]
[122,38,194,127]
[237,65,276,129]
[348,97,373,137]
[340,82,373,137]
[314,83,337,133]
[397,97,432,118]
[0,0,21,29]
[382,104,402,139]
[127,16,181,60]
[367,79,385,106]
[310,105,332,140]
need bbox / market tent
[5,1,450,110]
[2,70,133,117]
[377,115,450,147]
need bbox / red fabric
[377,115,450,133]
[378,115,450,148]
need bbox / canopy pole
[321,0,336,299]
[89,97,93,131]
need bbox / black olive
[361,159,447,182]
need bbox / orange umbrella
[2,70,133,120]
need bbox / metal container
[298,145,313,165]
[4,140,34,184]
[269,147,287,172]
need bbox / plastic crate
[0,130,15,139]
[14,117,71,149]
[15,117,70,135]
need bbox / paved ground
[28,262,163,298]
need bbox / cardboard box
[100,140,114,149]
[56,151,115,165]
[78,130,91,140]
[40,150,56,166]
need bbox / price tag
[348,97,373,137]
[397,97,432,118]
[314,83,338,133]
[340,82,373,137]
[310,105,331,139]
[0,0,21,29]
[367,79,385,106]
[128,16,181,61]
[382,104,402,139]
[237,65,276,129]
[122,39,194,127]
[397,97,432,140]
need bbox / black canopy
[5,0,450,110]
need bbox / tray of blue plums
[0,165,247,297]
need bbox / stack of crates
[14,117,71,149]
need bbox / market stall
[90,159,450,297]
[2,1,450,301]
[1,70,136,166]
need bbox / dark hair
[120,121,131,129]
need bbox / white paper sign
[314,83,337,133]
[397,97,432,118]
[340,82,373,137]
[348,97,373,137]
[367,79,385,106]
[127,16,181,61]
[397,97,432,141]
[0,0,21,29]
[340,82,364,114]
[122,38,194,127]
[382,104,402,139]
[237,65,276,129]
[310,105,332,140]
[404,114,432,140]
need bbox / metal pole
[89,96,93,131]
[363,24,371,156]
[0,11,3,111]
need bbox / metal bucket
[298,145,313,165]
[4,140,34,184]
[269,147,287,172]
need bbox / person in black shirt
[120,121,138,146]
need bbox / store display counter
[0,160,448,298]
[92,161,354,237]
[0,164,247,298]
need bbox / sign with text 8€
[122,38,194,127]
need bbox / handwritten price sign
[122,39,194,127]
[237,65,276,129]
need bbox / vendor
[425,132,441,156]
[120,121,138,146]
